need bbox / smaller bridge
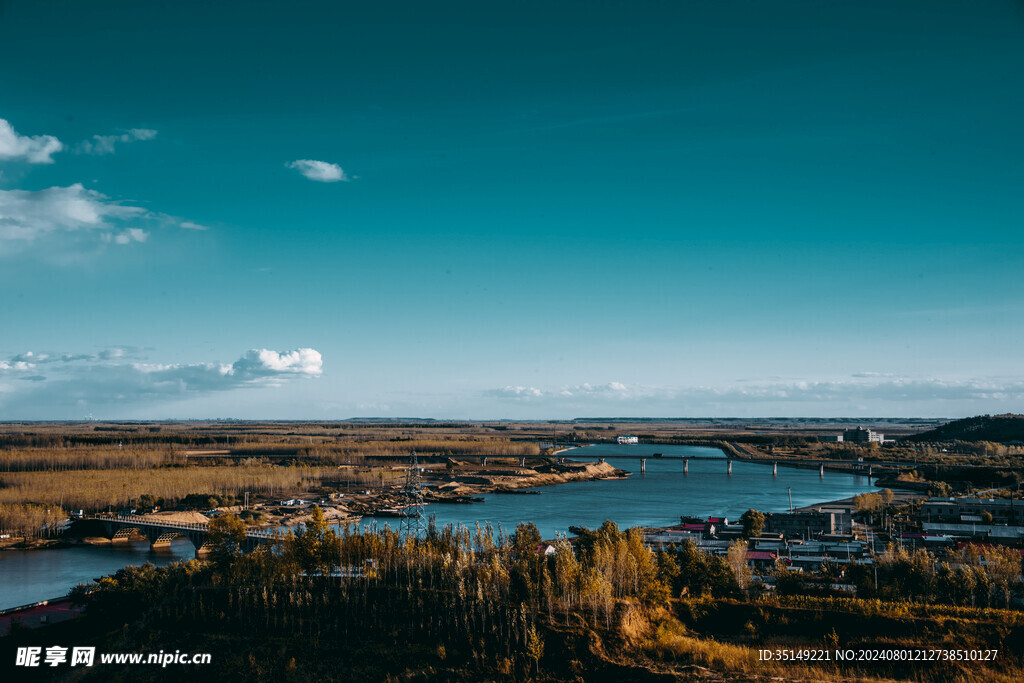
[87,515,276,556]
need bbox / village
[638,489,1024,603]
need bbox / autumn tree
[286,505,341,576]
[726,540,751,592]
[525,623,544,676]
[207,512,246,573]
[675,540,735,597]
[960,543,1022,607]
[509,522,544,605]
[739,509,766,538]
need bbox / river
[0,444,877,610]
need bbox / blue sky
[1,0,1023,419]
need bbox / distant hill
[903,414,1024,443]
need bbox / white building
[616,435,639,444]
[842,427,884,443]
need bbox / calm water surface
[0,541,194,611]
[0,444,876,610]
[362,444,875,538]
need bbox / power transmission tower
[399,450,424,537]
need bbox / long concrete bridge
[580,454,878,478]
[367,452,878,478]
[86,515,276,556]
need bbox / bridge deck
[88,515,275,539]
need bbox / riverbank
[1,458,629,551]
[342,459,627,518]
[0,536,69,551]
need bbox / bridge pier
[727,460,732,475]
[773,461,778,476]
[683,458,688,474]
[640,458,646,473]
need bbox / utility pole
[399,451,425,537]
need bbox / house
[745,550,778,571]
[644,529,703,547]
[766,511,838,538]
[704,516,728,534]
[616,435,639,444]
[920,497,1024,526]
[751,536,787,552]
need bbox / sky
[1,0,1023,420]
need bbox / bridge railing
[91,515,277,540]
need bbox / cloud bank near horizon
[483,376,1024,416]
[0,347,323,417]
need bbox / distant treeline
[0,433,221,448]
[0,503,67,538]
[227,439,542,462]
[0,447,183,472]
[0,465,335,512]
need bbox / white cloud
[0,184,205,253]
[0,360,35,371]
[7,347,144,365]
[0,118,64,164]
[286,159,349,182]
[0,183,144,244]
[0,347,324,415]
[120,347,323,391]
[112,228,148,244]
[487,385,544,399]
[230,348,323,379]
[77,128,158,155]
